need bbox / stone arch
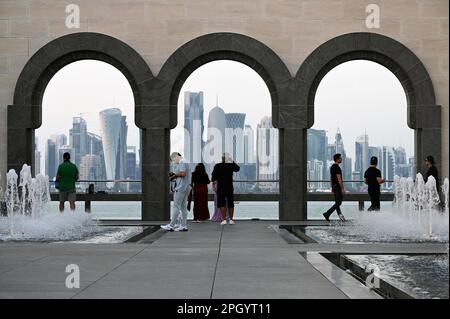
[144,32,293,220]
[293,32,440,218]
[8,32,156,217]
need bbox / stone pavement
[0,221,401,299]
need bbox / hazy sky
[36,60,136,173]
[313,60,412,159]
[36,59,412,173]
[170,60,272,153]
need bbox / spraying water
[1,165,92,241]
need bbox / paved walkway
[0,221,402,299]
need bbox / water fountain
[0,165,142,242]
[285,173,449,299]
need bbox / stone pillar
[279,128,307,220]
[136,103,172,221]
[7,105,38,175]
[141,128,170,220]
[412,104,442,180]
[277,102,309,221]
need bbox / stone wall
[1,0,448,185]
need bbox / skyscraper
[69,116,88,166]
[184,91,204,163]
[225,113,246,163]
[45,134,67,180]
[58,145,75,164]
[45,139,57,180]
[99,108,128,187]
[332,128,352,181]
[256,116,279,184]
[126,146,137,179]
[34,137,40,175]
[79,154,105,190]
[307,129,328,183]
[206,104,226,164]
[355,134,369,180]
[381,146,396,189]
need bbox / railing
[48,179,395,213]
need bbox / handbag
[187,188,193,211]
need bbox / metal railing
[48,179,395,213]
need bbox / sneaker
[229,220,235,225]
[160,224,174,231]
[338,214,346,222]
[323,212,330,222]
[174,226,188,232]
[192,220,199,223]
[220,220,227,226]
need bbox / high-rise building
[355,134,369,180]
[34,137,40,175]
[45,134,67,180]
[69,116,88,166]
[184,91,204,163]
[307,159,324,190]
[99,108,128,188]
[45,139,56,180]
[225,113,246,163]
[206,104,226,164]
[330,128,352,181]
[381,146,396,189]
[79,154,106,190]
[307,129,328,181]
[256,116,279,185]
[243,125,254,164]
[86,132,106,181]
[126,146,137,179]
[58,145,75,165]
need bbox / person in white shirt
[161,152,192,232]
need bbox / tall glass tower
[184,91,204,163]
[99,108,128,188]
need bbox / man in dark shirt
[364,156,385,211]
[424,155,439,183]
[424,155,443,211]
[323,154,346,222]
[212,153,240,225]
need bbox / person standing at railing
[364,156,385,211]
[189,163,210,223]
[424,155,443,211]
[161,152,191,232]
[55,152,79,213]
[212,153,240,225]
[323,153,346,222]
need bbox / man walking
[364,156,385,211]
[161,152,191,232]
[212,153,240,225]
[323,154,346,222]
[56,152,79,212]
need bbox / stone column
[7,105,39,175]
[136,104,171,221]
[279,128,307,220]
[277,104,309,221]
[141,128,170,220]
[411,104,442,180]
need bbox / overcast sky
[36,59,412,173]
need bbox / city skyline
[36,59,414,181]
